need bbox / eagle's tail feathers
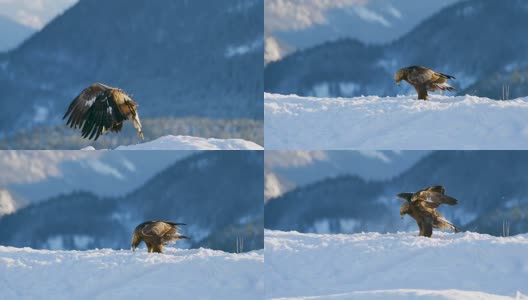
[437,72,456,80]
[434,83,457,92]
[133,112,144,140]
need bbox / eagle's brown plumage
[131,221,190,253]
[63,83,143,141]
[397,185,460,237]
[394,66,456,100]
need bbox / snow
[81,135,263,150]
[265,93,528,149]
[0,246,264,300]
[273,289,523,300]
[265,230,528,300]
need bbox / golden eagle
[131,221,190,253]
[397,185,460,237]
[394,66,456,100]
[63,83,144,141]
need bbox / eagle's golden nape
[394,66,456,100]
[131,221,190,253]
[63,83,144,141]
[397,185,460,237]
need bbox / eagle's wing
[407,67,435,84]
[396,192,414,201]
[141,222,174,237]
[164,222,187,226]
[423,185,445,194]
[434,211,460,232]
[64,83,109,129]
[413,191,458,209]
[80,94,123,140]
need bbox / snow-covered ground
[264,93,528,149]
[265,230,528,300]
[82,135,263,150]
[0,246,264,300]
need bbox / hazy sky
[0,0,78,29]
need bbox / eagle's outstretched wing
[64,83,109,129]
[423,185,445,194]
[413,190,458,209]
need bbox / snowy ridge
[82,135,263,150]
[274,289,523,300]
[265,93,528,149]
[265,230,528,300]
[0,247,263,300]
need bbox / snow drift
[82,135,263,150]
[0,246,263,300]
[264,93,528,149]
[265,230,528,300]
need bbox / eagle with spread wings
[131,221,190,253]
[397,185,460,237]
[63,83,143,141]
[394,66,456,100]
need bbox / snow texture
[82,135,263,150]
[265,230,528,300]
[0,247,264,300]
[264,93,528,149]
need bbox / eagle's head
[394,69,405,85]
[131,230,141,251]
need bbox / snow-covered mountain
[0,151,264,253]
[0,0,263,134]
[0,150,191,209]
[0,16,35,52]
[265,93,528,150]
[265,151,528,236]
[265,0,460,52]
[0,189,18,217]
[265,230,528,299]
[265,0,528,100]
[0,246,263,300]
[264,151,428,201]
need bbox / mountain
[1,150,191,209]
[0,189,18,217]
[264,150,429,201]
[264,0,528,100]
[266,0,460,50]
[0,0,263,134]
[0,151,264,252]
[0,16,34,52]
[265,151,528,236]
